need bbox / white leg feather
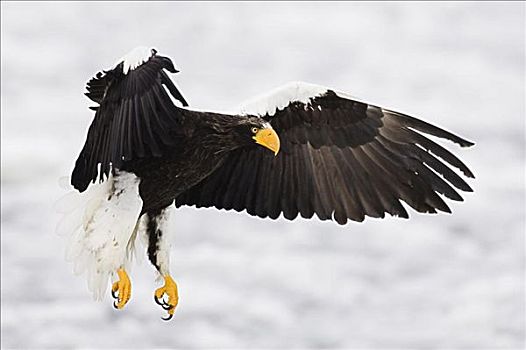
[55,171,143,300]
[154,208,173,277]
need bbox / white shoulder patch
[238,81,329,117]
[236,81,368,117]
[55,171,143,300]
[114,46,155,75]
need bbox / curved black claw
[154,295,173,310]
[113,301,119,309]
[112,289,118,299]
[161,313,174,321]
[154,294,164,306]
[161,303,173,311]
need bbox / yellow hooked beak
[253,128,280,156]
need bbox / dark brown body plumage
[128,153,226,215]
[122,126,229,214]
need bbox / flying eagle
[57,47,474,320]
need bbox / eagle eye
[251,127,259,134]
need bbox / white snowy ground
[1,2,524,349]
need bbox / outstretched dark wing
[175,82,474,224]
[72,49,189,192]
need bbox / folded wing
[175,82,474,224]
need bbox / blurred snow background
[1,2,524,349]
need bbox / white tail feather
[55,171,143,300]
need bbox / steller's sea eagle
[56,46,474,320]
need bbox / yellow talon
[154,275,179,320]
[111,268,132,309]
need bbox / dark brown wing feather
[175,90,474,224]
[72,55,188,192]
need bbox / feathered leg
[145,208,179,320]
[110,218,141,309]
[57,171,143,309]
